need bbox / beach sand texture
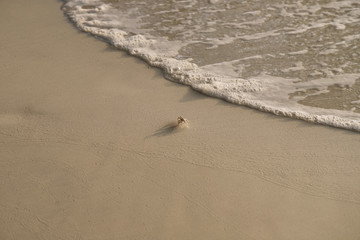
[1,0,360,239]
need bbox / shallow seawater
[62,0,360,131]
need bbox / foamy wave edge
[62,0,360,132]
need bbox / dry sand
[1,0,360,239]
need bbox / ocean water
[62,0,360,131]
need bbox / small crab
[177,116,188,127]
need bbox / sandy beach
[1,0,360,239]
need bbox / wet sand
[1,0,360,239]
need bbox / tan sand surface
[1,0,360,239]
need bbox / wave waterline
[61,0,360,131]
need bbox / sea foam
[62,0,360,131]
